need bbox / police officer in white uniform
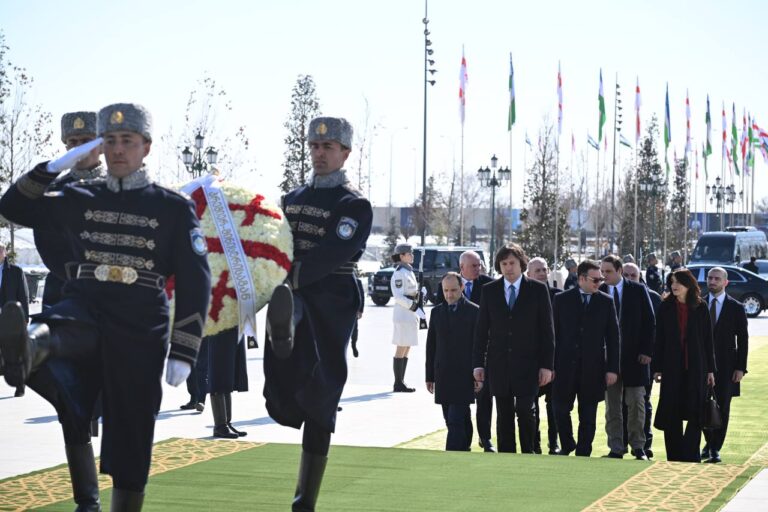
[390,244,423,392]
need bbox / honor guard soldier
[22,111,107,510]
[264,116,373,511]
[0,103,211,511]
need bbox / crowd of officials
[422,244,749,466]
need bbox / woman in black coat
[652,268,716,462]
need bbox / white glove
[46,137,103,173]
[165,358,192,387]
[416,308,427,320]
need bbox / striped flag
[507,53,515,131]
[557,61,563,136]
[705,95,712,157]
[732,103,740,174]
[722,102,727,159]
[587,134,599,150]
[619,133,631,148]
[635,77,641,144]
[685,90,691,156]
[702,142,708,178]
[598,69,606,142]
[747,113,754,173]
[740,109,748,166]
[459,47,468,126]
[664,84,671,174]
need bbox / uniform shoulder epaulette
[341,182,365,198]
[395,264,405,271]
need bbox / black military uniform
[263,117,372,512]
[0,103,210,510]
[25,111,106,511]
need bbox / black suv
[368,246,486,306]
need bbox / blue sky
[2,0,766,211]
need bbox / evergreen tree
[382,216,399,266]
[518,125,569,265]
[668,155,693,254]
[280,75,321,193]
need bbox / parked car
[368,246,486,306]
[739,259,768,280]
[687,264,768,317]
[689,229,768,265]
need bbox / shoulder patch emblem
[336,216,358,240]
[190,228,208,256]
[394,279,403,288]
[44,190,65,197]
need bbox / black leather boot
[266,284,295,359]
[109,488,144,512]
[211,393,238,439]
[292,451,328,512]
[393,358,415,393]
[66,443,101,511]
[0,302,56,387]
[224,392,247,437]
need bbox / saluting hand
[46,137,103,173]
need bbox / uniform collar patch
[105,167,152,193]
[311,169,348,189]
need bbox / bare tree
[0,32,54,253]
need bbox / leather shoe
[631,448,648,461]
[479,439,496,453]
[180,401,197,410]
[604,452,624,459]
[266,284,295,359]
[548,447,562,455]
[14,386,25,398]
[645,448,654,459]
[701,446,711,460]
[194,402,205,413]
[706,450,722,463]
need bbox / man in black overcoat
[0,242,29,399]
[701,266,749,463]
[552,260,620,457]
[426,272,480,451]
[600,255,655,460]
[436,249,496,452]
[472,243,554,454]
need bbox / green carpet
[36,444,645,511]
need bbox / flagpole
[554,138,560,270]
[610,73,618,254]
[509,127,513,241]
[460,123,465,244]
[596,148,601,257]
[633,144,639,258]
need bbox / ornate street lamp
[478,154,510,270]
[181,132,218,178]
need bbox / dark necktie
[582,293,590,310]
[613,286,621,316]
[508,285,516,310]
[464,281,473,299]
[710,298,718,326]
[450,304,458,313]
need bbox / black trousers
[535,386,558,451]
[664,417,702,462]
[442,404,472,451]
[475,378,493,442]
[703,380,734,452]
[554,396,598,456]
[496,394,536,453]
[185,338,209,404]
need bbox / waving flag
[702,142,708,178]
[722,102,727,159]
[732,103,740,174]
[740,109,748,165]
[557,61,563,136]
[507,53,515,130]
[705,95,712,157]
[664,84,671,174]
[598,69,606,142]
[459,47,468,125]
[635,77,641,144]
[587,134,599,150]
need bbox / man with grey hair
[0,102,211,511]
[701,266,749,463]
[526,256,561,454]
[436,250,496,451]
[263,116,373,510]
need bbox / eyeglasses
[583,276,605,284]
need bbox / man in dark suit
[473,243,554,454]
[527,257,561,454]
[426,272,480,451]
[553,259,620,456]
[702,266,749,464]
[437,249,496,452]
[0,242,29,397]
[623,262,661,459]
[600,255,655,460]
